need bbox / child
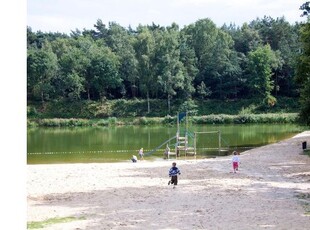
[138,148,144,160]
[231,151,240,173]
[131,155,137,163]
[164,145,170,159]
[168,162,181,188]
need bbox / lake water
[27,124,306,164]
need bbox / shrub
[108,117,117,125]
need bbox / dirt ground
[27,132,310,229]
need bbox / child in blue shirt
[168,162,181,188]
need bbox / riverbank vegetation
[27,113,298,127]
[27,97,299,127]
[27,3,310,125]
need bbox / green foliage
[108,117,117,125]
[300,2,310,16]
[27,119,38,127]
[95,119,109,126]
[304,149,310,157]
[162,115,175,124]
[196,81,211,99]
[28,97,299,120]
[191,113,298,124]
[27,15,305,121]
[88,101,113,118]
[42,100,91,118]
[37,118,90,127]
[27,42,59,103]
[131,116,167,125]
[179,99,198,115]
[296,19,310,125]
[132,116,148,125]
[246,44,280,104]
[28,112,298,127]
[298,80,310,125]
[239,104,258,115]
[27,16,302,102]
[27,106,39,117]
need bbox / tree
[54,37,90,100]
[179,32,198,99]
[155,24,187,113]
[209,30,242,99]
[88,44,121,100]
[134,26,156,113]
[300,2,310,16]
[104,22,139,98]
[246,44,281,105]
[27,41,58,104]
[249,17,300,97]
[182,18,241,99]
[196,81,211,99]
[56,47,87,100]
[296,3,310,124]
[231,23,262,54]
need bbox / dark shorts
[171,175,178,185]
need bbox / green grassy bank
[27,113,299,127]
[27,97,300,127]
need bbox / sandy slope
[27,132,310,229]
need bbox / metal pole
[218,130,221,155]
[177,112,179,134]
[176,113,179,159]
[194,132,196,155]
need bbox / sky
[27,0,308,34]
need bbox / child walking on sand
[168,162,181,188]
[232,151,240,173]
[138,148,144,160]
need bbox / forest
[27,5,310,124]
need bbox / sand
[27,132,310,230]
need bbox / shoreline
[27,131,310,229]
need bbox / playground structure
[146,112,229,159]
[173,112,196,157]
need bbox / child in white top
[232,151,240,173]
[131,155,137,163]
[138,148,144,160]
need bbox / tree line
[27,13,310,123]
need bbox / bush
[37,118,90,127]
[108,117,117,125]
[27,106,39,118]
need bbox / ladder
[175,111,196,158]
[176,134,196,156]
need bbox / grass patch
[27,216,85,229]
[303,149,310,157]
[296,193,310,216]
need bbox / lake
[27,124,306,164]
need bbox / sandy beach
[27,132,310,230]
